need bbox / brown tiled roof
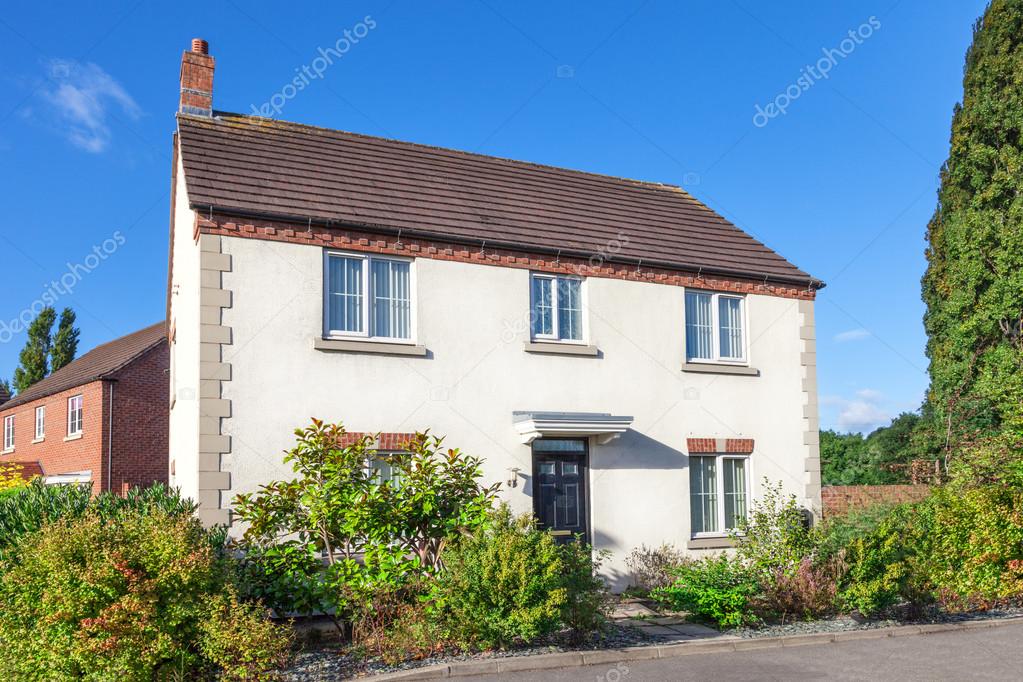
[1,322,165,410]
[1,461,44,480]
[177,113,819,286]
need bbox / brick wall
[821,485,931,517]
[108,342,170,493]
[0,381,108,494]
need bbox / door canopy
[512,411,633,445]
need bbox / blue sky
[0,1,988,433]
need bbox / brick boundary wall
[821,485,931,517]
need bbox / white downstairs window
[689,454,749,536]
[324,252,413,341]
[530,273,584,342]
[685,291,746,363]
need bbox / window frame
[34,406,45,441]
[529,272,586,344]
[683,289,748,365]
[2,415,14,451]
[322,251,417,344]
[67,395,83,437]
[689,453,751,539]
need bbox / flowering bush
[625,543,688,592]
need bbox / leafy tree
[50,308,79,373]
[921,0,1023,459]
[0,379,11,401]
[12,308,55,393]
[821,412,941,485]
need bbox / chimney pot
[191,38,209,55]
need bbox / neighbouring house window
[67,395,83,437]
[325,253,412,340]
[689,454,749,535]
[685,291,746,363]
[34,406,45,440]
[530,274,583,341]
[2,415,13,451]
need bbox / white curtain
[685,292,713,360]
[718,297,743,359]
[557,277,582,340]
[531,276,553,336]
[724,458,747,529]
[328,256,363,333]
[372,260,411,338]
[689,455,718,533]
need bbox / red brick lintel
[687,438,755,454]
[339,432,420,450]
[195,213,817,301]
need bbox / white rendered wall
[217,236,813,587]
[167,154,201,501]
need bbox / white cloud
[824,389,892,433]
[834,328,871,342]
[39,59,140,152]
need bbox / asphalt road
[474,621,1023,681]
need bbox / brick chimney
[179,38,214,116]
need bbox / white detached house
[167,40,823,587]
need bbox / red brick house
[0,322,169,494]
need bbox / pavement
[467,619,1023,681]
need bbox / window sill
[31,438,44,444]
[314,337,427,357]
[64,433,83,442]
[524,341,600,357]
[0,448,13,456]
[687,536,737,550]
[682,362,759,376]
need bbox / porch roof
[512,411,633,445]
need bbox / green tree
[921,0,1023,459]
[0,379,11,401]
[12,308,55,393]
[49,308,79,373]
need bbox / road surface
[475,621,1023,681]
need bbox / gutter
[191,203,826,290]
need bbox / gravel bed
[733,605,1023,639]
[281,623,653,681]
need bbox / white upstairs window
[67,395,83,437]
[34,406,45,440]
[2,415,13,451]
[530,273,584,342]
[685,291,746,363]
[324,252,413,341]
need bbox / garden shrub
[731,479,814,579]
[839,503,921,617]
[625,543,687,592]
[0,510,289,680]
[754,556,843,622]
[199,586,294,680]
[233,420,498,624]
[813,503,897,562]
[430,505,568,648]
[0,479,198,561]
[651,555,760,628]
[430,505,608,649]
